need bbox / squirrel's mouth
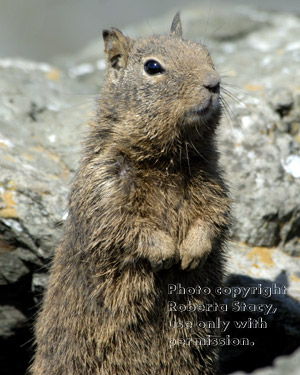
[184,97,220,123]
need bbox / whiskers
[185,141,191,175]
[219,80,254,141]
[177,138,209,176]
[57,92,97,119]
[189,139,209,163]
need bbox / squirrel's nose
[203,72,221,94]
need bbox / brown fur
[31,13,231,375]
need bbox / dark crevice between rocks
[28,102,47,122]
[0,324,34,375]
[275,103,293,119]
[284,215,300,245]
[0,274,37,375]
[219,274,300,374]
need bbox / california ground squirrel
[31,13,231,375]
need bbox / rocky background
[0,4,299,375]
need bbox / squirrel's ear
[102,28,131,69]
[170,12,182,37]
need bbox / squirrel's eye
[144,60,165,75]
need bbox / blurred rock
[0,4,299,375]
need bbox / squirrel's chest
[112,158,201,235]
[129,171,195,237]
[136,174,184,210]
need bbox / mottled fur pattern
[31,13,231,375]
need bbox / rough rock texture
[0,60,92,375]
[0,4,299,375]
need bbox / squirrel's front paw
[138,230,179,272]
[179,220,213,271]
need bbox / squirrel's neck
[105,137,219,177]
[90,111,220,174]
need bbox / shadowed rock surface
[0,4,299,375]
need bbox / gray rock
[0,305,27,339]
[0,58,91,260]
[219,106,300,254]
[0,4,300,375]
[268,87,294,116]
[32,272,49,302]
[0,250,30,285]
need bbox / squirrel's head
[100,13,221,161]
